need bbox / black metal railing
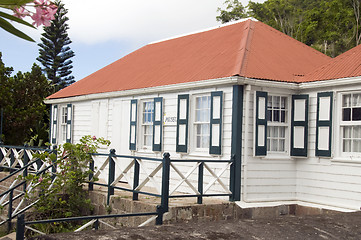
[0,145,235,238]
[16,205,165,240]
[0,145,56,233]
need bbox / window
[341,93,361,153]
[141,101,154,149]
[267,96,288,153]
[194,95,211,150]
[60,106,68,143]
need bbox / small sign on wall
[164,112,177,126]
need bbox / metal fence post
[16,214,25,240]
[155,205,163,225]
[10,149,14,173]
[23,148,29,192]
[94,219,99,230]
[229,154,237,201]
[132,158,139,201]
[0,107,3,145]
[88,155,94,191]
[0,146,3,172]
[197,162,204,204]
[51,145,57,181]
[7,189,13,232]
[107,149,116,205]
[161,152,170,213]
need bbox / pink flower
[38,177,43,183]
[13,7,29,19]
[92,136,97,140]
[31,2,58,27]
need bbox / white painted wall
[51,79,361,210]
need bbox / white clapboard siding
[295,87,361,210]
[72,101,92,143]
[242,88,298,202]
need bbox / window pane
[279,139,285,151]
[267,97,272,108]
[196,97,201,109]
[343,108,351,121]
[273,110,279,122]
[197,136,201,148]
[352,108,361,121]
[281,97,287,109]
[271,139,278,151]
[343,126,352,138]
[273,126,278,137]
[353,140,361,152]
[196,125,201,134]
[274,96,280,109]
[204,109,210,122]
[343,94,351,107]
[196,109,201,121]
[280,110,284,123]
[279,127,285,138]
[343,139,351,152]
[353,94,361,107]
[267,139,270,151]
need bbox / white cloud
[62,0,265,45]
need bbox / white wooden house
[45,19,361,211]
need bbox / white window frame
[191,94,211,153]
[140,100,154,151]
[339,92,361,157]
[267,95,290,155]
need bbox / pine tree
[37,0,75,90]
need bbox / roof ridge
[231,19,255,76]
[149,18,258,45]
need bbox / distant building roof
[47,19,331,100]
[303,43,361,82]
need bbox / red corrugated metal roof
[47,19,331,99]
[303,43,361,82]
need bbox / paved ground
[30,211,361,240]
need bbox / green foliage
[0,0,36,42]
[216,0,247,23]
[217,0,361,57]
[0,52,52,145]
[25,135,110,235]
[37,0,75,90]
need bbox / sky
[0,0,265,81]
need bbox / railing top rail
[170,159,233,163]
[90,153,163,162]
[0,145,52,152]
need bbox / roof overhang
[44,75,361,104]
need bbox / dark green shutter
[51,105,58,144]
[176,94,189,153]
[210,91,223,155]
[255,91,267,156]
[315,92,333,157]
[153,97,163,152]
[291,94,309,157]
[129,99,138,150]
[66,104,72,143]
